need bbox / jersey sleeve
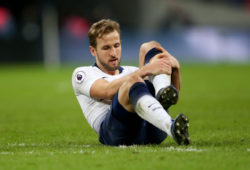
[72,67,103,97]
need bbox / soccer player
[72,19,190,146]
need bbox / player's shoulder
[121,65,138,72]
[73,66,93,74]
[72,66,98,83]
[72,65,99,77]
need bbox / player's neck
[103,69,119,75]
[95,63,119,75]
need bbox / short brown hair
[88,19,121,48]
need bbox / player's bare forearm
[89,66,149,100]
[90,76,131,100]
[90,61,169,100]
[170,55,181,92]
[171,67,181,92]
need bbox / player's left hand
[147,53,172,75]
[154,47,180,70]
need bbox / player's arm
[90,58,172,100]
[165,51,181,92]
[170,56,181,92]
[150,47,182,92]
[90,75,132,100]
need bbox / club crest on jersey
[75,71,85,84]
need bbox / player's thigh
[99,93,144,146]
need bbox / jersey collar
[93,62,124,74]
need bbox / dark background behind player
[0,0,250,65]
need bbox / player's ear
[89,46,97,57]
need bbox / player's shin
[129,82,173,137]
[150,74,171,96]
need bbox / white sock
[134,94,173,137]
[150,74,171,96]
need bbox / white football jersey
[72,64,138,133]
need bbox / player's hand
[153,47,180,69]
[146,53,172,75]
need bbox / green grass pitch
[0,63,249,170]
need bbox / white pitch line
[0,152,14,155]
[118,145,205,152]
[6,143,90,148]
[164,146,205,152]
[0,150,96,155]
[2,143,205,154]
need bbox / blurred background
[0,0,250,66]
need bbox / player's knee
[128,75,144,86]
[118,76,144,112]
[120,75,144,92]
[140,41,161,54]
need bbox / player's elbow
[103,90,115,100]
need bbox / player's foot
[171,113,190,145]
[156,85,178,110]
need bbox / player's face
[91,31,121,74]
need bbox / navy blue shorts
[99,81,167,146]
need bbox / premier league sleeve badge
[75,71,85,84]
